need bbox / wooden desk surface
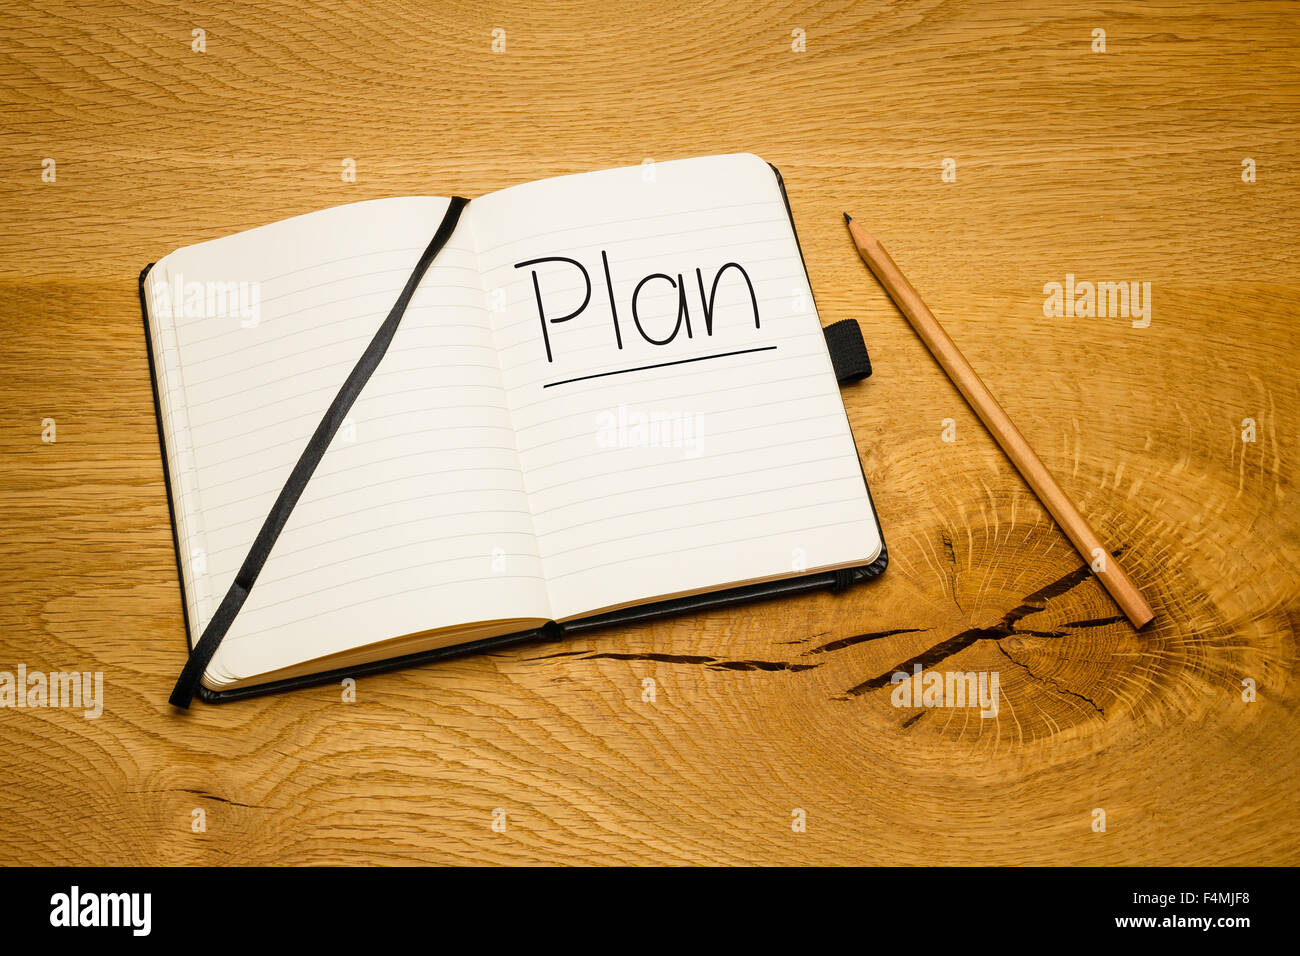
[1,0,1296,866]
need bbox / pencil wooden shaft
[847,219,1154,629]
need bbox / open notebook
[140,153,887,702]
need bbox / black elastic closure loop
[169,196,471,708]
[823,319,871,385]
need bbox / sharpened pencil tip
[843,212,852,224]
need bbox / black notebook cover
[139,162,889,703]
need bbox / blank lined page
[471,154,882,620]
[145,197,547,689]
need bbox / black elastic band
[823,319,872,385]
[169,196,470,708]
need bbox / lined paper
[147,197,547,689]
[472,154,881,619]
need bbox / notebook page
[144,197,547,689]
[471,154,882,620]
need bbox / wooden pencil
[843,213,1155,629]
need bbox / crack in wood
[576,652,818,672]
[1062,614,1127,629]
[774,630,826,645]
[524,649,599,661]
[522,553,1125,697]
[805,627,928,655]
[940,529,957,567]
[129,788,269,810]
[995,643,1105,716]
[838,560,1097,698]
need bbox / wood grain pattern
[1,0,1297,865]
